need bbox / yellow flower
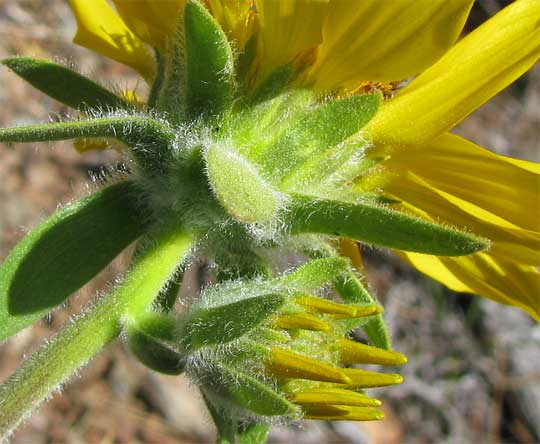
[67,0,540,318]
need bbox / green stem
[0,226,193,439]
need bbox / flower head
[66,0,540,318]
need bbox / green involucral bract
[0,1,490,443]
[184,0,235,118]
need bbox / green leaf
[280,145,386,194]
[2,57,129,110]
[209,364,297,416]
[126,316,184,375]
[0,226,193,437]
[236,34,258,87]
[0,181,147,341]
[298,241,390,348]
[259,93,381,179]
[181,294,285,349]
[153,275,182,312]
[128,312,177,340]
[184,0,235,118]
[147,50,167,109]
[206,143,280,222]
[0,116,175,172]
[238,423,271,444]
[288,194,489,256]
[249,64,292,104]
[0,116,174,147]
[281,257,350,292]
[334,273,390,349]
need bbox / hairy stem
[0,226,193,439]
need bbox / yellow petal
[337,238,365,274]
[385,133,540,234]
[120,89,145,107]
[272,313,330,331]
[267,348,351,384]
[503,156,540,174]
[74,137,109,152]
[367,0,540,146]
[341,368,403,388]
[382,170,540,266]
[296,295,382,318]
[254,0,329,81]
[74,137,128,153]
[307,0,472,91]
[205,0,256,51]
[302,404,385,421]
[291,388,382,407]
[68,0,155,79]
[400,251,540,320]
[112,0,185,47]
[338,339,407,366]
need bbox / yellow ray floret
[302,404,384,421]
[68,0,155,80]
[383,133,540,238]
[272,313,330,331]
[341,368,403,389]
[267,348,350,384]
[205,0,256,51]
[401,251,540,321]
[367,0,540,146]
[338,339,408,366]
[307,0,473,91]
[112,0,185,48]
[295,295,382,318]
[290,388,382,408]
[254,0,329,81]
[385,170,539,267]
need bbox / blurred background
[0,1,538,443]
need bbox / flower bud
[168,270,407,425]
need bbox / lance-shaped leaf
[0,116,175,171]
[2,57,129,110]
[206,143,280,222]
[0,116,174,147]
[288,194,489,256]
[126,315,184,375]
[205,363,297,416]
[0,181,147,341]
[259,93,381,179]
[184,0,235,118]
[181,294,285,349]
